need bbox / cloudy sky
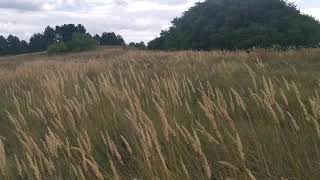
[0,0,319,43]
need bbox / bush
[67,33,97,52]
[47,33,96,54]
[47,42,68,54]
[128,41,147,49]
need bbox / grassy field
[0,48,320,179]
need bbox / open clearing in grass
[0,48,320,179]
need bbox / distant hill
[148,0,320,50]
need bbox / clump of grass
[0,48,320,179]
[0,139,7,177]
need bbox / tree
[43,26,56,47]
[86,33,93,39]
[48,33,97,54]
[0,35,29,55]
[100,32,125,46]
[55,24,87,43]
[128,41,146,49]
[55,24,77,42]
[93,34,101,44]
[20,40,29,54]
[6,35,21,54]
[148,0,320,50]
[0,36,7,55]
[77,24,87,34]
[0,23,127,56]
[67,33,97,52]
[29,33,46,52]
[115,35,125,46]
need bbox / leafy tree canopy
[99,32,125,46]
[148,0,320,50]
[55,24,86,42]
[0,24,126,56]
[48,33,97,54]
[128,41,147,49]
[43,26,56,47]
[6,35,23,54]
[29,33,46,52]
[0,36,7,55]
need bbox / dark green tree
[29,33,46,52]
[100,32,125,46]
[0,36,29,54]
[55,24,77,42]
[149,0,320,50]
[77,24,87,34]
[0,24,127,56]
[128,41,147,49]
[86,33,93,38]
[43,26,56,47]
[6,35,21,54]
[67,33,97,52]
[93,34,101,44]
[20,40,29,54]
[0,36,7,55]
[55,24,87,42]
[48,33,96,54]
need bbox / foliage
[0,36,7,55]
[55,24,87,43]
[47,42,68,54]
[99,32,125,46]
[4,35,29,55]
[128,41,147,49]
[0,24,125,56]
[148,0,320,50]
[48,33,96,54]
[93,34,101,44]
[67,33,97,52]
[0,35,31,55]
[19,40,29,54]
[43,26,56,47]
[29,33,47,52]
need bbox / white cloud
[288,0,302,3]
[301,8,320,20]
[0,0,201,43]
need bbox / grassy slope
[0,48,320,179]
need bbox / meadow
[0,48,320,179]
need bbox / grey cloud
[0,6,176,42]
[0,0,89,11]
[0,1,42,11]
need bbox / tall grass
[0,48,320,179]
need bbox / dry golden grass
[0,48,320,179]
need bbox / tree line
[0,24,127,55]
[148,0,320,50]
[3,0,320,53]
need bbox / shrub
[47,42,68,54]
[67,33,97,52]
[128,41,147,49]
[47,33,96,54]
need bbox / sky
[0,0,319,43]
